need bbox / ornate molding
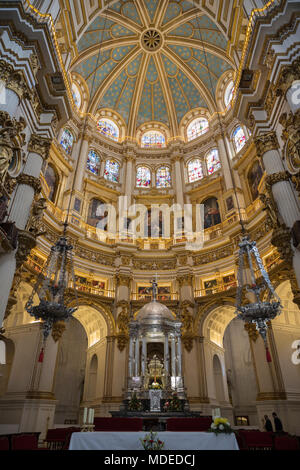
[265,171,290,189]
[51,321,66,343]
[244,322,259,342]
[116,300,130,352]
[28,134,52,161]
[116,274,131,287]
[0,111,26,185]
[275,57,300,97]
[254,132,279,158]
[0,60,32,101]
[15,229,37,269]
[177,274,193,287]
[16,174,42,195]
[271,224,293,266]
[280,110,300,172]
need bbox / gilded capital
[276,58,300,97]
[177,274,193,287]
[0,60,32,101]
[28,134,52,161]
[116,274,131,287]
[254,132,279,158]
[265,171,290,189]
[16,174,42,195]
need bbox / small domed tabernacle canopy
[138,300,174,324]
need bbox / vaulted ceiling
[69,0,236,137]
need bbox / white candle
[91,409,95,424]
[83,407,87,424]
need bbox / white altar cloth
[69,432,239,451]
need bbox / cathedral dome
[138,300,174,324]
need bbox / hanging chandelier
[193,3,283,347]
[235,234,282,345]
[25,13,109,342]
[25,223,78,340]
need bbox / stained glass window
[206,149,221,175]
[72,83,81,109]
[104,160,120,183]
[97,119,119,142]
[233,126,247,153]
[188,159,203,183]
[156,166,171,188]
[87,150,101,175]
[60,129,74,156]
[224,81,234,108]
[136,167,151,188]
[141,131,166,148]
[187,118,209,141]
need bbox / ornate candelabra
[25,223,78,340]
[236,234,282,347]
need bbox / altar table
[69,431,239,450]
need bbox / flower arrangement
[167,393,182,412]
[208,417,234,435]
[128,393,143,412]
[149,381,162,390]
[140,431,165,450]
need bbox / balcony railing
[131,292,179,301]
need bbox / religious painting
[145,208,163,238]
[248,160,264,201]
[138,286,152,301]
[44,164,58,202]
[222,274,236,290]
[74,198,81,213]
[158,286,171,301]
[203,197,221,229]
[87,198,108,230]
[204,279,218,295]
[226,196,234,212]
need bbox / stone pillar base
[0,394,58,441]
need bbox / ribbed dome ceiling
[71,0,234,137]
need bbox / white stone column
[255,132,300,285]
[216,134,234,191]
[0,135,51,325]
[173,156,184,207]
[171,336,176,377]
[124,156,134,206]
[0,87,20,116]
[128,337,134,377]
[73,138,90,192]
[141,337,147,376]
[134,337,140,377]
[164,334,169,374]
[176,335,182,377]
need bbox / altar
[69,432,239,451]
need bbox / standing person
[272,412,284,433]
[263,415,273,432]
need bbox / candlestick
[83,407,87,425]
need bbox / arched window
[104,160,120,183]
[44,164,58,202]
[248,160,264,201]
[233,126,247,153]
[206,149,221,175]
[136,166,151,188]
[87,150,101,176]
[188,159,203,183]
[187,118,209,142]
[156,166,171,188]
[224,81,234,108]
[203,197,221,229]
[60,129,74,156]
[141,131,166,148]
[97,118,119,142]
[87,198,107,230]
[72,83,81,109]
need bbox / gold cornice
[83,178,121,196]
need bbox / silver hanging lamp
[193,4,282,356]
